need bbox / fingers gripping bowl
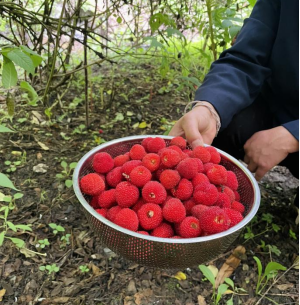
[73,135,260,269]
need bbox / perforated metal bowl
[73,135,260,269]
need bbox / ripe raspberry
[98,189,116,208]
[90,195,100,208]
[170,136,187,149]
[226,171,239,191]
[231,201,245,214]
[106,166,123,188]
[114,154,130,167]
[121,160,142,178]
[168,145,185,156]
[203,162,215,174]
[234,190,241,201]
[95,208,107,218]
[114,208,139,232]
[129,165,152,187]
[183,149,193,157]
[192,173,209,188]
[194,158,204,173]
[215,192,231,209]
[155,164,167,180]
[224,208,244,228]
[207,164,228,185]
[80,173,105,196]
[183,199,196,216]
[218,186,235,203]
[142,153,161,172]
[177,158,199,179]
[199,206,230,234]
[191,204,209,220]
[93,152,114,174]
[137,231,149,235]
[193,183,219,206]
[132,198,146,213]
[141,137,153,150]
[160,149,181,168]
[151,222,174,238]
[142,181,167,204]
[162,198,186,223]
[178,216,201,238]
[115,181,139,207]
[147,137,166,153]
[129,144,147,160]
[138,203,163,230]
[192,146,211,163]
[159,169,181,189]
[106,206,122,222]
[206,146,221,164]
[171,178,193,201]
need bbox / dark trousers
[212,95,299,179]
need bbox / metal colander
[73,135,260,269]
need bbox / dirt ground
[0,63,299,305]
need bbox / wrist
[278,126,299,153]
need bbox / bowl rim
[73,135,261,244]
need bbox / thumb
[183,119,204,149]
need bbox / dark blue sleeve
[194,0,281,130]
[283,121,299,141]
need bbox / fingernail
[191,139,203,149]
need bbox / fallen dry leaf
[0,289,6,302]
[207,265,218,278]
[276,283,294,291]
[197,295,207,305]
[173,271,187,280]
[215,245,246,288]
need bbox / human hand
[244,126,299,181]
[169,102,218,149]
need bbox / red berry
[98,189,116,208]
[191,204,209,219]
[218,186,235,203]
[171,178,193,200]
[192,173,209,188]
[151,222,174,238]
[177,158,199,179]
[162,198,186,223]
[206,146,221,164]
[226,171,239,191]
[170,136,187,149]
[215,192,231,208]
[192,146,211,163]
[141,137,153,150]
[93,152,114,174]
[121,160,142,178]
[129,144,147,160]
[138,203,163,230]
[115,181,139,208]
[129,165,152,187]
[106,166,123,188]
[193,183,219,206]
[207,164,228,185]
[95,208,107,218]
[224,208,244,228]
[80,173,105,196]
[132,198,146,213]
[231,201,245,214]
[142,181,167,204]
[234,190,241,201]
[142,153,161,172]
[114,154,130,167]
[90,195,100,208]
[147,137,166,153]
[160,149,181,168]
[199,206,230,234]
[106,206,122,222]
[159,169,181,189]
[137,231,149,235]
[114,208,139,231]
[178,217,201,238]
[183,199,196,216]
[203,162,215,174]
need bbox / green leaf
[65,180,73,188]
[20,81,39,104]
[0,231,5,246]
[2,56,18,88]
[226,297,234,305]
[20,46,43,67]
[253,256,263,279]
[9,237,25,248]
[39,266,46,271]
[264,262,286,278]
[15,224,32,231]
[7,221,17,232]
[224,277,234,289]
[199,265,215,287]
[229,25,241,39]
[69,162,77,169]
[13,193,23,200]
[0,125,15,133]
[216,284,229,303]
[0,173,19,190]
[61,161,67,169]
[116,16,122,24]
[56,173,64,179]
[145,37,165,49]
[221,19,232,29]
[248,0,257,7]
[3,48,35,74]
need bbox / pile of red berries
[79,136,245,238]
